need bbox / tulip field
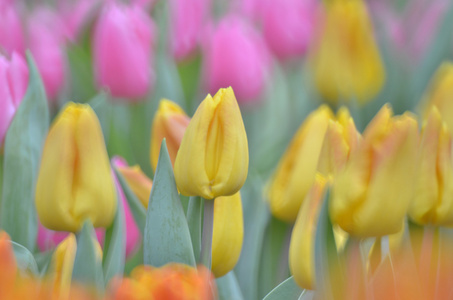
[2,0,453,299]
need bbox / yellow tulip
[409,107,453,226]
[150,99,190,172]
[318,107,361,176]
[174,87,248,199]
[420,61,453,131]
[267,105,333,223]
[36,103,116,232]
[330,105,419,237]
[211,192,243,278]
[311,0,384,104]
[49,234,77,299]
[289,175,327,290]
[117,164,153,209]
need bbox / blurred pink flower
[0,52,28,146]
[58,0,100,42]
[111,156,141,258]
[169,0,211,61]
[28,8,67,103]
[202,16,270,105]
[37,224,105,252]
[93,2,155,101]
[260,0,318,60]
[0,0,25,55]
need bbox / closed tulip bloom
[289,175,326,290]
[330,105,419,237]
[174,87,248,199]
[93,2,155,100]
[0,52,28,146]
[211,192,243,277]
[311,0,384,104]
[28,8,67,102]
[203,16,270,104]
[150,100,190,172]
[268,105,333,223]
[261,0,318,60]
[0,0,25,55]
[36,103,117,232]
[115,159,153,209]
[409,108,453,226]
[421,62,453,131]
[49,234,77,299]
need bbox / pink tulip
[93,2,155,101]
[0,0,25,55]
[58,0,100,42]
[202,16,270,105]
[260,0,318,60]
[0,52,28,146]
[169,0,211,61]
[28,8,67,103]
[111,156,141,258]
[37,224,105,252]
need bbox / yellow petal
[49,233,77,299]
[117,165,153,208]
[211,192,243,277]
[150,99,190,172]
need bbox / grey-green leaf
[143,140,195,267]
[11,241,39,275]
[187,196,203,262]
[263,276,304,300]
[102,190,126,286]
[0,52,49,250]
[72,221,104,292]
[216,272,244,300]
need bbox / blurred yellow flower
[36,103,116,232]
[311,0,385,104]
[117,164,153,209]
[49,234,77,299]
[409,107,453,226]
[150,99,190,172]
[268,105,333,223]
[330,105,418,237]
[211,192,243,278]
[174,87,248,199]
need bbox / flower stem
[200,198,215,269]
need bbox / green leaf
[263,276,304,300]
[216,272,244,300]
[187,196,203,262]
[234,176,270,300]
[314,188,345,300]
[72,221,104,292]
[0,52,49,250]
[114,167,146,236]
[11,241,39,275]
[89,92,111,144]
[102,191,126,286]
[143,140,195,267]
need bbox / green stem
[200,198,215,269]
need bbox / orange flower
[112,264,216,300]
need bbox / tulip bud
[420,62,453,131]
[28,8,67,102]
[330,105,419,237]
[150,100,190,172]
[0,1,25,55]
[211,192,243,277]
[268,105,333,223]
[169,0,211,60]
[0,52,28,146]
[93,2,155,100]
[311,0,385,104]
[115,158,153,209]
[36,102,117,232]
[409,108,453,226]
[261,0,318,60]
[202,16,270,104]
[174,87,248,199]
[49,234,77,299]
[289,175,326,290]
